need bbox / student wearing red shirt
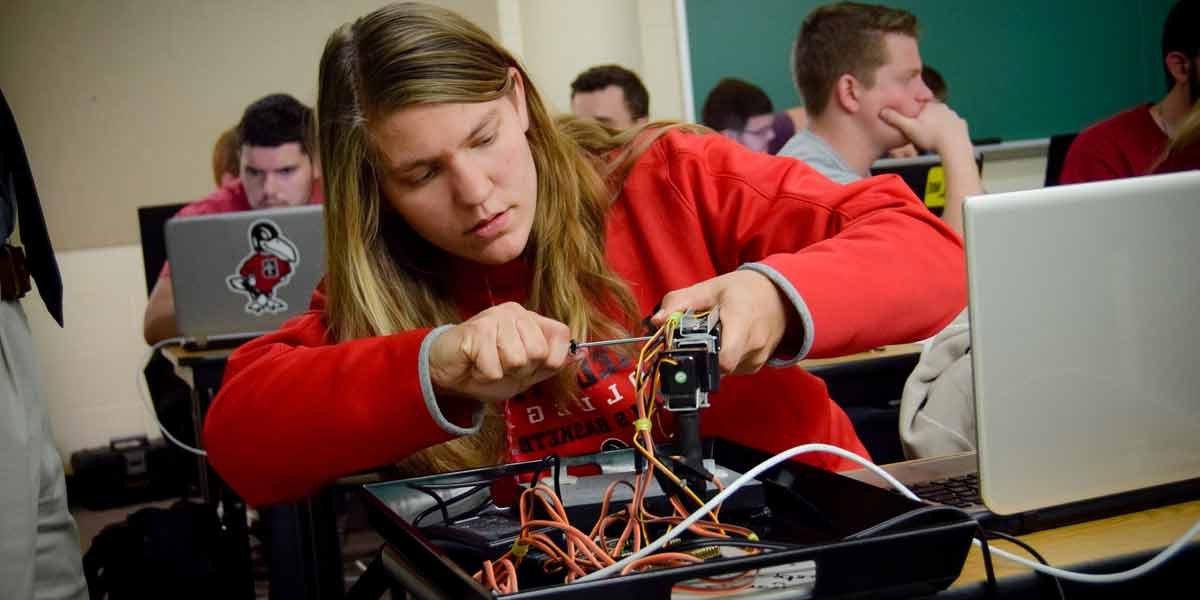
[1060,0,1198,184]
[143,94,324,344]
[202,2,966,507]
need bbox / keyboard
[907,472,1200,535]
[846,454,1200,535]
[909,473,984,510]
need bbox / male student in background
[143,93,323,344]
[777,1,979,236]
[701,78,778,153]
[569,64,650,130]
[1060,0,1198,184]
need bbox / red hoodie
[204,131,966,506]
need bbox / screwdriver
[569,335,654,354]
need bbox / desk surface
[160,342,922,369]
[160,344,234,365]
[159,345,234,390]
[954,499,1200,586]
[797,343,923,368]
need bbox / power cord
[984,529,1066,600]
[137,337,207,456]
[577,443,1200,585]
[844,504,973,540]
[410,483,490,527]
[974,525,998,592]
[529,453,563,500]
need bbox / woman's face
[374,69,538,265]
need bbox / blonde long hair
[1151,100,1200,173]
[316,2,688,474]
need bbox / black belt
[0,244,32,301]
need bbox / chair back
[1044,132,1078,187]
[137,203,187,295]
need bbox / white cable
[579,443,899,581]
[977,519,1200,583]
[576,443,1200,585]
[137,338,207,456]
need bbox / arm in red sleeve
[202,291,482,506]
[653,132,966,360]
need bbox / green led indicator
[674,371,688,384]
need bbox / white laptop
[165,204,325,348]
[847,171,1200,531]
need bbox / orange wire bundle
[473,313,759,594]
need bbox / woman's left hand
[652,270,792,375]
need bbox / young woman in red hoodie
[202,2,966,506]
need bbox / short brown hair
[570,65,650,121]
[237,93,315,156]
[1162,0,1200,92]
[701,78,774,132]
[792,2,918,117]
[211,126,240,186]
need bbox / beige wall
[0,0,688,253]
[25,245,158,458]
[514,0,643,116]
[0,0,500,252]
[501,0,685,121]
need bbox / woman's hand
[652,271,792,375]
[428,302,576,403]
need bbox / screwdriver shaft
[570,335,653,353]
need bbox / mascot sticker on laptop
[226,219,300,315]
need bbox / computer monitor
[870,152,984,216]
[1043,132,1079,187]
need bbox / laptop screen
[964,171,1200,515]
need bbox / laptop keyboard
[909,473,983,509]
[887,470,1200,535]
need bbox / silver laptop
[165,204,325,347]
[848,171,1200,530]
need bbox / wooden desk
[849,457,1200,596]
[797,343,923,369]
[160,344,232,391]
[954,500,1200,586]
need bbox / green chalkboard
[686,0,1177,141]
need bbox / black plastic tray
[360,440,977,599]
